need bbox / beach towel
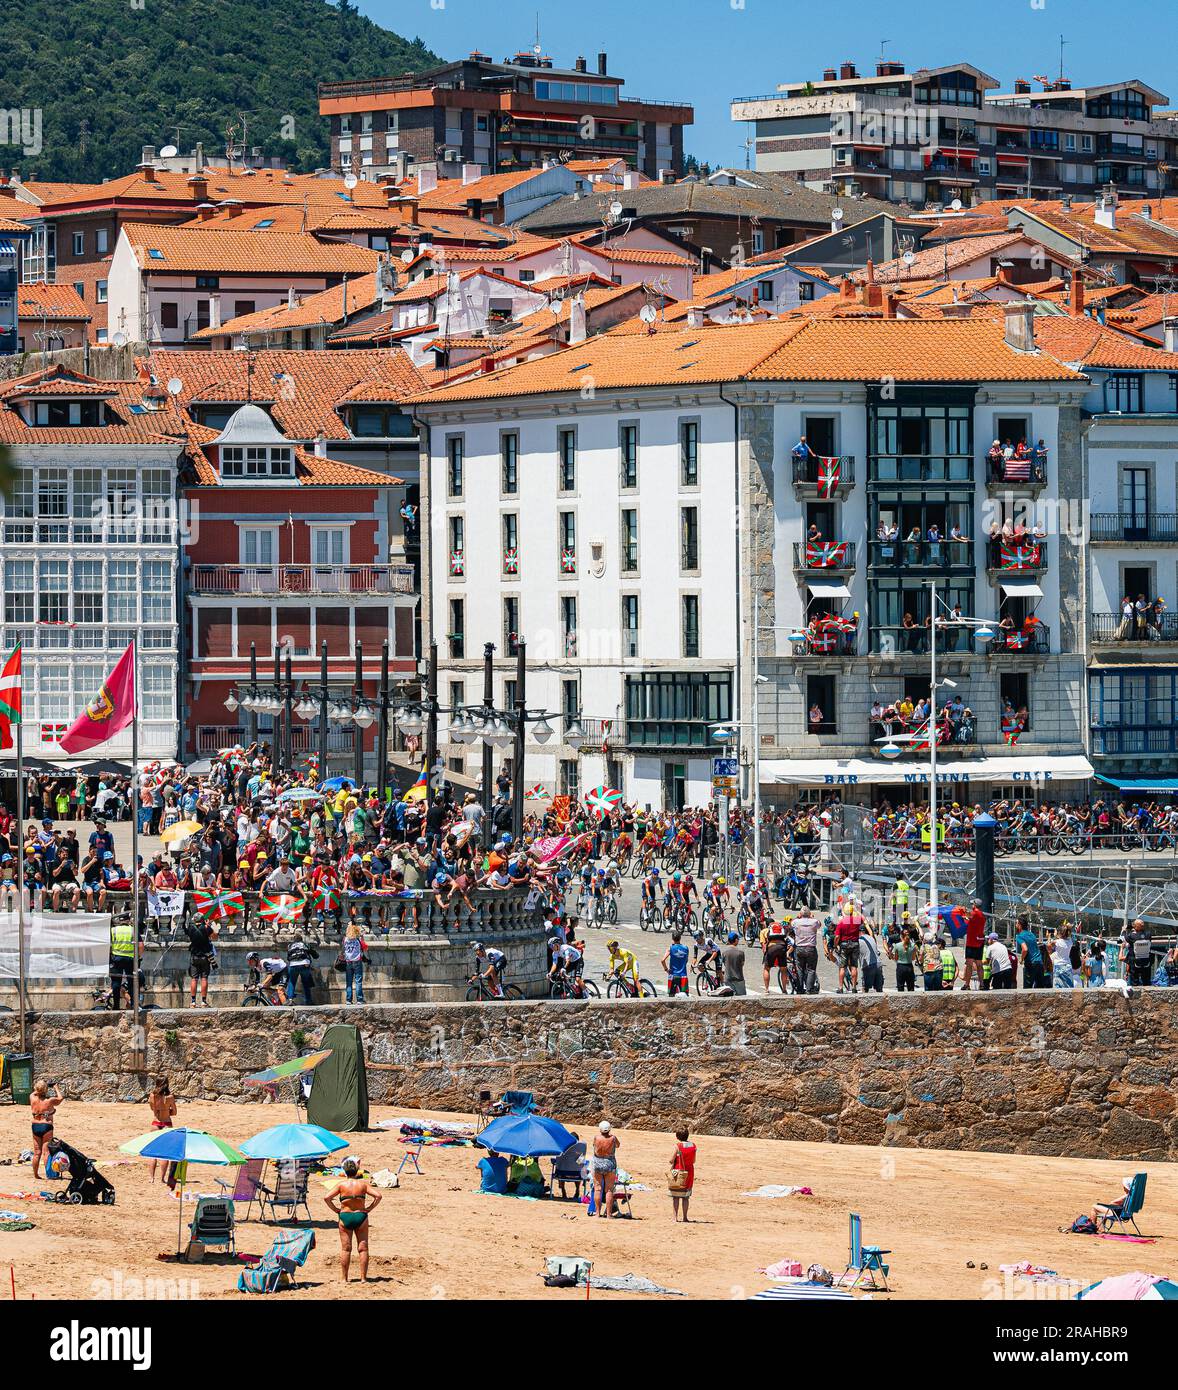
[741,1184,814,1199]
[590,1274,685,1296]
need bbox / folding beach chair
[216,1157,265,1221]
[499,1090,538,1115]
[1096,1173,1147,1236]
[549,1142,587,1200]
[258,1163,312,1224]
[188,1196,235,1257]
[238,1227,316,1294]
[840,1212,890,1290]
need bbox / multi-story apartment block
[733,61,1177,209]
[412,312,1095,810]
[319,50,692,180]
[0,367,185,764]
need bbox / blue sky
[361,0,1178,168]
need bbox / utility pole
[353,641,365,787]
[511,639,527,839]
[376,639,390,800]
[481,642,495,849]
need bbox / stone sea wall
[1,991,1174,1159]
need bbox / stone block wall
[2,991,1174,1159]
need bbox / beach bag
[805,1263,834,1285]
[1064,1215,1098,1235]
[668,1167,689,1192]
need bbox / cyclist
[246,950,287,1000]
[576,861,595,915]
[590,866,610,917]
[692,929,723,986]
[547,935,584,994]
[739,876,766,936]
[606,938,643,995]
[603,856,621,897]
[662,929,690,997]
[471,941,507,998]
[640,865,662,923]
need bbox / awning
[806,579,852,598]
[1095,775,1178,794]
[0,241,17,256]
[762,754,1094,787]
[1000,579,1043,597]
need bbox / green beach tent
[307,1024,369,1132]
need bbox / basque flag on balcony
[999,541,1041,569]
[805,540,849,567]
[191,888,244,921]
[818,456,841,496]
[258,892,306,923]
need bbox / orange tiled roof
[189,275,380,339]
[1033,314,1178,370]
[407,316,1084,404]
[23,168,393,213]
[850,232,1042,285]
[0,366,189,446]
[16,281,91,321]
[183,430,398,488]
[121,223,379,275]
[142,349,423,439]
[414,169,567,212]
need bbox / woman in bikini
[147,1076,178,1184]
[324,1157,382,1282]
[30,1080,63,1178]
[591,1120,620,1219]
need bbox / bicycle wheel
[580,978,600,998]
[503,984,523,1000]
[693,970,710,997]
[241,994,265,1007]
[607,898,618,925]
[638,978,658,999]
[465,984,484,1002]
[1043,835,1061,856]
[547,980,566,999]
[606,978,625,999]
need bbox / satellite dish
[533,43,542,55]
[110,331,128,348]
[950,198,963,211]
[548,300,562,316]
[639,304,657,324]
[159,144,179,159]
[166,377,183,396]
[831,207,844,223]
[343,174,358,189]
[400,248,415,263]
[903,250,916,266]
[608,200,623,220]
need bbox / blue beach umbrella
[475,1113,576,1158]
[240,1123,349,1161]
[319,776,357,793]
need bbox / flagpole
[130,639,141,1065]
[15,658,27,1055]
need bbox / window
[72,232,84,256]
[560,595,578,656]
[622,594,639,657]
[4,559,33,624]
[804,415,837,458]
[620,508,638,572]
[108,561,137,623]
[234,300,256,318]
[195,275,220,289]
[141,665,172,720]
[1121,468,1150,538]
[559,758,579,798]
[679,419,699,486]
[751,228,764,254]
[1105,374,1143,413]
[502,513,518,573]
[95,228,109,255]
[501,432,519,494]
[240,526,277,566]
[312,526,347,566]
[558,428,576,491]
[74,560,103,624]
[449,680,465,714]
[38,559,69,625]
[448,515,464,569]
[72,281,84,300]
[624,671,732,747]
[446,436,464,497]
[682,594,700,657]
[806,674,837,734]
[681,506,699,571]
[32,402,101,428]
[160,302,178,329]
[221,445,293,478]
[503,597,519,656]
[449,598,465,659]
[96,281,107,303]
[619,422,638,488]
[142,561,172,623]
[559,511,576,569]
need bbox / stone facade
[3,992,1174,1159]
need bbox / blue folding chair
[1096,1173,1147,1236]
[188,1196,235,1257]
[499,1090,538,1115]
[841,1212,890,1290]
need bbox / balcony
[869,716,978,751]
[791,454,854,498]
[1090,513,1178,544]
[986,536,1049,580]
[190,564,415,597]
[1090,724,1178,757]
[793,540,857,574]
[869,455,973,484]
[987,622,1050,658]
[196,724,354,755]
[1091,612,1178,645]
[984,458,1046,495]
[868,538,973,572]
[869,623,1050,657]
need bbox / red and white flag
[0,643,21,751]
[59,642,137,755]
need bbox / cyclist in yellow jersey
[606,939,642,994]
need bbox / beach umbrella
[160,819,202,847]
[1077,1273,1178,1301]
[245,1049,334,1116]
[136,1128,246,1254]
[278,787,322,803]
[750,1283,853,1300]
[118,1131,167,1156]
[240,1123,348,1161]
[475,1113,576,1158]
[584,785,622,815]
[320,775,357,793]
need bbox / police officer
[109,916,135,1010]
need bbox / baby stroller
[47,1137,116,1205]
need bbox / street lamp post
[353,641,365,788]
[283,648,293,772]
[247,641,258,745]
[317,639,329,779]
[376,640,390,801]
[270,645,282,771]
[481,642,495,848]
[511,639,527,839]
[423,640,438,806]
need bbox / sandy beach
[0,1100,1174,1301]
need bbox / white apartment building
[413,311,1097,809]
[0,369,184,764]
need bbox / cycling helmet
[246,951,260,964]
[547,935,563,948]
[595,868,605,878]
[672,871,682,881]
[500,833,514,846]
[607,939,619,951]
[650,866,661,876]
[717,876,726,885]
[471,941,483,953]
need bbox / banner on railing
[147,890,185,918]
[0,911,110,979]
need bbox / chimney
[1164,318,1178,354]
[194,141,205,174]
[462,162,482,185]
[465,197,483,221]
[209,294,222,330]
[314,433,327,457]
[416,163,438,195]
[140,144,157,168]
[660,169,674,185]
[883,292,897,319]
[287,286,297,308]
[0,174,14,200]
[187,172,208,203]
[195,201,216,221]
[1069,272,1085,317]
[941,301,974,319]
[224,201,244,219]
[839,61,859,80]
[597,52,608,75]
[1060,192,1072,210]
[568,295,587,345]
[839,276,856,301]
[1141,203,1153,221]
[622,171,639,191]
[575,55,587,73]
[1094,184,1117,231]
[1003,298,1036,352]
[823,67,838,81]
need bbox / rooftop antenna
[1058,34,1067,83]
